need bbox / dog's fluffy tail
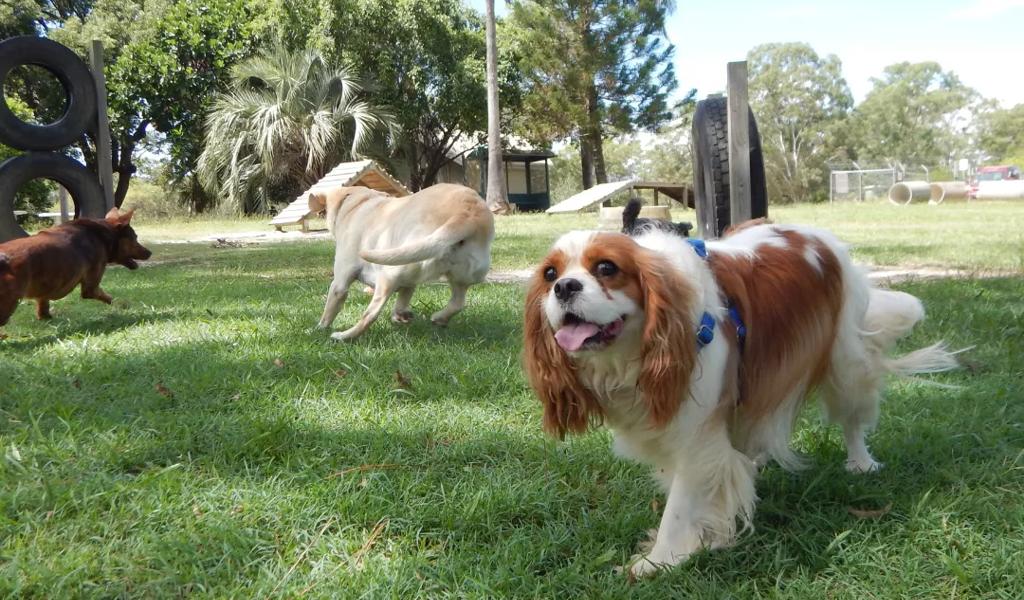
[359,220,474,266]
[622,198,642,231]
[863,288,962,377]
[884,342,963,376]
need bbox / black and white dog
[620,198,693,238]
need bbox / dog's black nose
[553,277,583,301]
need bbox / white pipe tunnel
[888,181,931,205]
[928,182,969,204]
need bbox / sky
[471,0,1024,108]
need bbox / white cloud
[949,0,1024,20]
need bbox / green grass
[771,200,1024,272]
[128,214,279,241]
[2,208,1023,597]
[132,199,1024,272]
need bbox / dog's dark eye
[543,266,557,282]
[596,260,618,277]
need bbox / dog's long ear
[522,267,603,439]
[636,248,696,427]
[0,253,10,275]
[308,192,327,214]
[105,207,135,225]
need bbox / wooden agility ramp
[269,160,409,232]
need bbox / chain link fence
[829,165,932,202]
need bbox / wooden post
[727,61,751,225]
[58,186,69,223]
[525,160,532,197]
[90,40,115,211]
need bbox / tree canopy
[978,103,1024,163]
[747,42,853,203]
[851,61,978,169]
[52,0,259,208]
[197,45,395,213]
[4,2,1022,211]
[507,0,677,188]
[263,0,522,192]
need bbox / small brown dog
[0,207,152,325]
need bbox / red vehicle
[969,165,1022,198]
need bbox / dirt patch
[144,230,1013,284]
[153,229,331,245]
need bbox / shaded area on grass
[1,242,1022,597]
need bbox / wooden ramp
[545,180,692,215]
[545,180,634,214]
[270,160,409,231]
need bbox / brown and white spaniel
[523,224,959,577]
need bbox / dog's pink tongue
[554,322,601,351]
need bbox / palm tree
[198,45,396,214]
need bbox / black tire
[0,36,97,151]
[0,152,106,242]
[691,96,767,238]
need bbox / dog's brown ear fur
[0,253,10,274]
[105,207,136,225]
[522,255,603,439]
[308,192,327,214]
[636,248,697,427]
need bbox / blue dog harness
[686,239,747,351]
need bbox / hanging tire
[691,96,767,238]
[0,153,106,242]
[0,36,97,151]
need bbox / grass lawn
[128,198,1024,273]
[1,206,1023,597]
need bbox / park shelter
[463,146,555,211]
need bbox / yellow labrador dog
[309,183,494,341]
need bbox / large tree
[52,0,259,209]
[0,0,92,37]
[484,0,510,214]
[508,0,676,189]
[851,61,978,169]
[546,97,695,203]
[197,45,395,214]
[747,43,853,203]
[265,0,522,192]
[977,103,1024,162]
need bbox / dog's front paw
[625,553,672,579]
[391,310,414,324]
[430,312,450,327]
[845,457,884,474]
[330,329,360,342]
